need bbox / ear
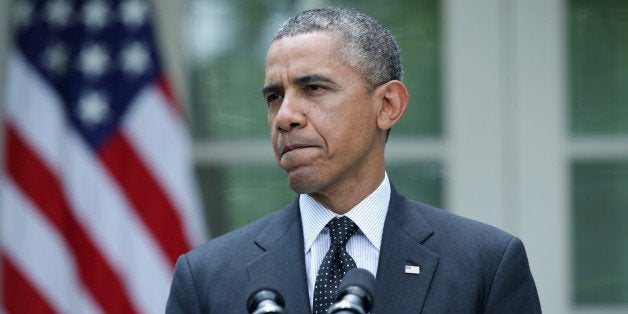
[375,80,409,131]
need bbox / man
[166,7,541,313]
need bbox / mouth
[279,143,313,157]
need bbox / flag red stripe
[156,76,183,117]
[98,130,190,266]
[5,124,137,314]
[2,255,56,314]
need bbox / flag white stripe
[5,52,68,174]
[3,2,205,311]
[0,179,102,314]
[123,84,206,245]
[7,49,173,314]
[59,121,173,314]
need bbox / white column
[444,0,569,313]
[443,0,511,229]
[511,1,569,313]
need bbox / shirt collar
[300,173,391,253]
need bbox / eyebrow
[262,74,337,96]
[293,74,336,86]
[262,83,282,96]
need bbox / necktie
[312,216,359,314]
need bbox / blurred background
[1,0,627,313]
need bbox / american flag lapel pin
[405,265,421,275]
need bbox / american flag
[1,0,206,312]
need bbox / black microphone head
[246,275,285,313]
[334,268,376,313]
[338,268,376,299]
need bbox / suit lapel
[373,187,440,313]
[244,187,440,313]
[246,199,312,314]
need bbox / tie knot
[327,216,358,247]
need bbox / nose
[273,90,307,132]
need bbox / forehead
[265,32,346,82]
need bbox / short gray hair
[272,7,403,91]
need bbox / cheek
[318,112,354,151]
[268,114,280,139]
[333,106,377,146]
[269,128,279,148]
[268,116,277,144]
[312,110,339,140]
[267,111,275,129]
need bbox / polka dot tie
[312,216,359,314]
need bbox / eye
[305,84,326,92]
[265,93,283,106]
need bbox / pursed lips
[279,143,314,157]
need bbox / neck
[308,169,385,215]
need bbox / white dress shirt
[300,173,390,307]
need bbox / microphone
[327,268,376,314]
[246,275,286,314]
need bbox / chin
[287,178,318,194]
[285,169,325,194]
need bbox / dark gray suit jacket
[166,185,541,313]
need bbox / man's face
[264,32,384,195]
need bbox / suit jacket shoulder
[166,198,311,314]
[166,186,541,314]
[374,187,541,313]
